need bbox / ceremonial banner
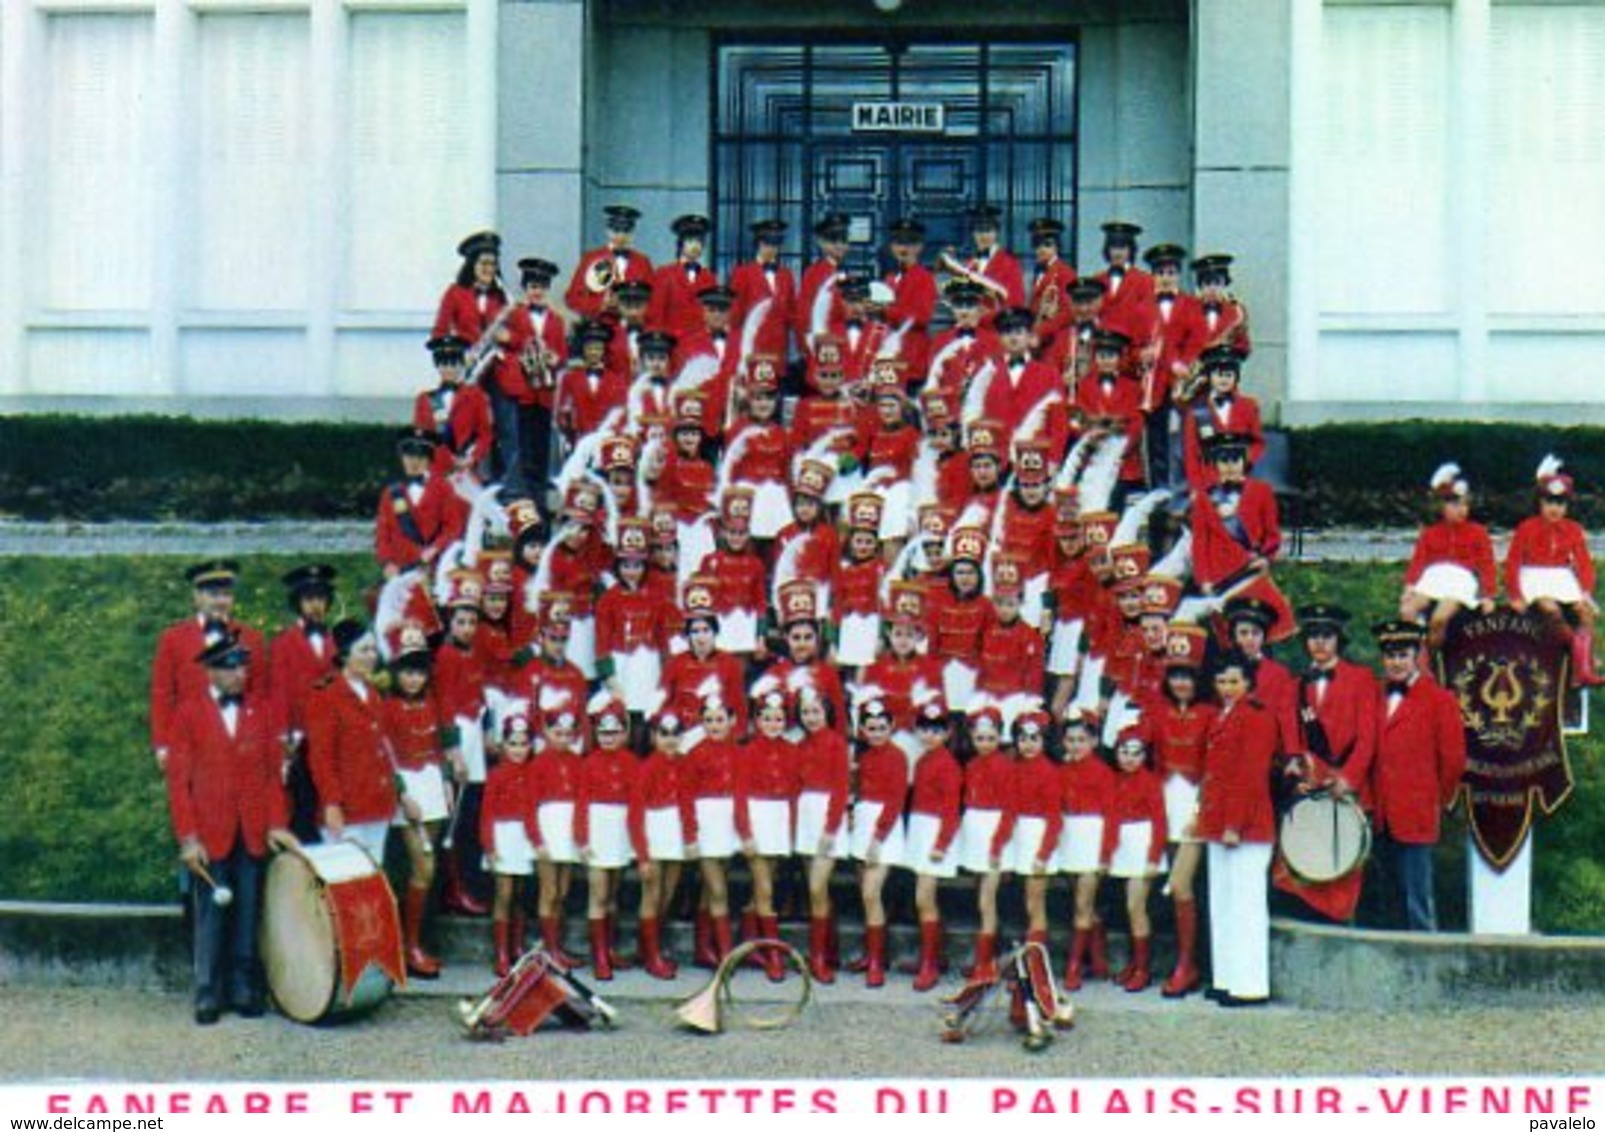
[1436,610,1574,871]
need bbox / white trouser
[1207,841,1272,1000]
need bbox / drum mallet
[191,860,234,907]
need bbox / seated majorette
[577,693,637,981]
[698,488,766,658]
[594,517,671,719]
[1055,711,1114,991]
[957,704,1014,982]
[1505,455,1602,686]
[862,362,919,553]
[721,355,793,540]
[861,581,944,759]
[660,575,748,744]
[768,578,849,731]
[833,492,887,673]
[901,695,962,992]
[848,693,908,988]
[1399,462,1497,654]
[990,438,1059,631]
[926,514,996,711]
[976,554,1046,730]
[1102,727,1168,993]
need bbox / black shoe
[233,998,265,1019]
[1203,987,1227,1003]
[1217,994,1270,1009]
[195,1006,221,1026]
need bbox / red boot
[541,915,578,967]
[807,916,836,985]
[492,919,512,977]
[912,921,943,992]
[589,918,613,980]
[1123,936,1152,992]
[970,932,998,982]
[1087,921,1110,979]
[1062,928,1088,991]
[864,925,888,988]
[638,917,678,980]
[1162,899,1202,998]
[757,916,786,981]
[693,909,718,969]
[403,886,442,978]
[440,849,489,917]
[712,914,734,963]
[1572,630,1605,687]
[606,913,633,971]
[510,912,528,957]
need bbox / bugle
[675,939,813,1034]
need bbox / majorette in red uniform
[847,694,908,988]
[413,335,493,481]
[576,694,639,980]
[956,705,1015,981]
[648,214,721,340]
[1399,463,1498,652]
[975,554,1045,729]
[1195,651,1279,1006]
[698,488,768,657]
[1271,604,1378,923]
[150,560,267,770]
[722,357,793,538]
[793,682,852,985]
[430,570,493,917]
[924,520,997,712]
[1010,711,1066,949]
[564,205,654,322]
[1369,619,1467,931]
[773,459,843,594]
[767,580,850,733]
[834,493,890,671]
[1101,726,1169,992]
[527,692,585,962]
[595,518,671,715]
[1056,712,1113,990]
[736,675,801,981]
[375,429,468,579]
[729,218,797,359]
[656,389,718,525]
[1189,432,1295,642]
[660,576,750,738]
[163,632,293,1024]
[628,711,697,978]
[433,229,507,344]
[480,711,537,975]
[902,696,963,991]
[1505,455,1603,685]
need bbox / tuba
[675,940,813,1034]
[584,256,616,295]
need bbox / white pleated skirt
[717,608,759,654]
[902,813,959,878]
[1047,618,1084,676]
[1022,573,1050,633]
[695,797,739,858]
[1109,819,1167,878]
[535,801,578,864]
[849,801,905,867]
[1521,566,1584,604]
[490,820,534,876]
[393,764,450,825]
[643,806,687,861]
[1412,562,1479,606]
[941,659,978,713]
[1055,814,1105,874]
[747,479,793,540]
[1009,815,1057,876]
[745,798,794,856]
[1163,774,1201,844]
[793,790,844,855]
[615,647,663,713]
[956,808,1005,874]
[835,612,882,667]
[584,802,632,868]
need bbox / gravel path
[4,984,1603,1082]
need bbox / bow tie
[1308,667,1333,683]
[1203,302,1222,316]
[1158,292,1175,304]
[846,319,863,331]
[1009,356,1028,369]
[977,250,992,263]
[475,287,492,297]
[1077,323,1095,337]
[1387,681,1410,697]
[957,329,975,339]
[528,304,547,315]
[762,263,778,274]
[1099,374,1116,389]
[203,618,227,642]
[1212,394,1234,409]
[1109,267,1126,280]
[587,367,604,379]
[406,474,426,486]
[685,264,701,280]
[304,623,326,641]
[711,331,727,342]
[218,693,242,709]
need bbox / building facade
[1,0,1601,423]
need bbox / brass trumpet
[1035,279,1061,329]
[675,940,813,1034]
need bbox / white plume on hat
[1536,454,1564,483]
[1112,487,1171,547]
[538,683,575,713]
[1076,433,1127,515]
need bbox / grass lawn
[1,554,1599,933]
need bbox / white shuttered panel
[1488,5,1605,317]
[344,12,469,313]
[43,15,155,312]
[1317,7,1451,317]
[192,14,313,312]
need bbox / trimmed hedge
[4,414,1605,525]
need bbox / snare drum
[260,842,406,1024]
[1277,792,1371,884]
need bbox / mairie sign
[851,102,946,133]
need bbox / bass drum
[1277,792,1371,884]
[260,842,405,1024]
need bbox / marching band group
[154,204,1600,1024]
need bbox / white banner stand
[1468,832,1533,936]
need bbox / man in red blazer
[648,213,721,340]
[1370,619,1466,930]
[883,217,938,378]
[149,560,266,772]
[965,204,1025,324]
[496,256,568,495]
[374,429,466,580]
[269,564,339,841]
[564,204,654,321]
[1092,221,1157,335]
[728,218,797,361]
[164,633,297,1023]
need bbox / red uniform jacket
[690,738,739,803]
[866,423,919,478]
[735,735,800,840]
[1139,699,1218,786]
[1190,477,1282,587]
[729,260,797,358]
[788,395,870,465]
[925,589,997,663]
[649,260,721,341]
[969,248,1026,318]
[1182,392,1265,489]
[674,329,744,436]
[432,283,506,341]
[963,751,1018,860]
[499,302,568,409]
[1405,519,1498,599]
[306,677,396,825]
[413,384,494,473]
[1505,515,1596,603]
[976,618,1045,698]
[507,656,589,744]
[374,475,465,574]
[380,691,448,771]
[1371,674,1466,844]
[983,355,1063,457]
[726,419,791,483]
[1295,660,1380,797]
[1060,753,1114,819]
[1199,298,1252,358]
[795,729,852,839]
[1195,698,1278,844]
[883,264,939,377]
[855,741,908,842]
[165,690,288,860]
[150,617,267,754]
[527,750,582,850]
[564,246,653,321]
[907,745,963,856]
[1015,755,1066,864]
[595,583,672,665]
[1072,372,1145,482]
[834,556,887,619]
[480,758,536,853]
[1136,292,1208,412]
[861,653,944,733]
[1102,767,1168,865]
[628,752,697,858]
[1094,266,1157,333]
[576,747,639,848]
[656,451,716,522]
[698,546,767,619]
[993,495,1059,580]
[768,659,848,734]
[797,257,847,344]
[926,326,1000,392]
[1029,257,1077,359]
[555,364,629,441]
[434,637,489,727]
[662,650,750,733]
[269,620,336,742]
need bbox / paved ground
[4,980,1604,1082]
